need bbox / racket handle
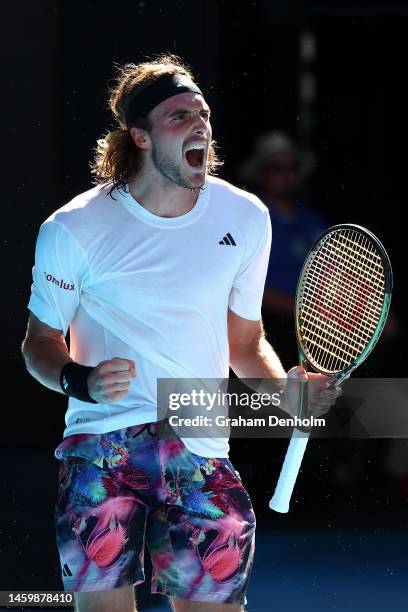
[269,429,310,513]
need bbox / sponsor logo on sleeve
[44,272,75,291]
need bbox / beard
[151,141,206,189]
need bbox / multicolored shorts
[54,422,256,605]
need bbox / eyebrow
[167,107,211,118]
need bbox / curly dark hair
[91,54,222,194]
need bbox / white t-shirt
[27,176,271,457]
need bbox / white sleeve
[27,220,90,335]
[228,208,272,321]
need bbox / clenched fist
[87,358,136,403]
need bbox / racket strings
[299,228,386,373]
[302,229,384,371]
[304,264,382,336]
[305,249,382,339]
[317,239,384,308]
[301,304,362,366]
[314,245,384,307]
[302,257,381,354]
[301,300,367,354]
[324,235,385,279]
[328,230,385,327]
[305,230,383,371]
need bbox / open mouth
[184,144,206,168]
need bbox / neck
[127,161,202,218]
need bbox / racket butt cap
[269,496,289,513]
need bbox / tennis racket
[269,224,392,513]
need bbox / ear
[129,127,151,150]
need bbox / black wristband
[60,362,97,403]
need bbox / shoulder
[45,183,113,229]
[207,177,271,252]
[34,183,116,256]
[207,175,269,218]
[37,184,119,253]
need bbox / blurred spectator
[239,131,326,365]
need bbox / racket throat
[298,356,310,425]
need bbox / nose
[193,111,209,135]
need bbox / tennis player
[22,55,339,612]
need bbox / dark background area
[1,1,407,610]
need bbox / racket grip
[269,429,310,513]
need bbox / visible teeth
[187,144,206,151]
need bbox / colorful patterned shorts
[54,422,256,604]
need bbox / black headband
[119,73,203,127]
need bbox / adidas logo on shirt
[219,233,236,246]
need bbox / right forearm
[22,337,73,394]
